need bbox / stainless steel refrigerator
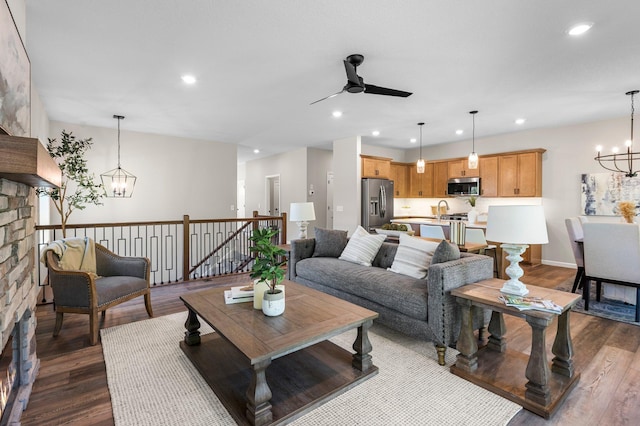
[361,178,394,231]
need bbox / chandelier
[595,90,640,178]
[101,115,137,197]
[416,122,425,173]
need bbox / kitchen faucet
[437,199,450,222]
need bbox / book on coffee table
[224,285,254,304]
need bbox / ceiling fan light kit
[595,90,640,178]
[468,110,479,170]
[310,54,413,105]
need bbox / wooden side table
[450,278,581,419]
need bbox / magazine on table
[499,294,563,314]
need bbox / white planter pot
[262,289,285,316]
[468,208,478,224]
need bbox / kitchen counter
[392,218,487,229]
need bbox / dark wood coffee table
[180,280,379,426]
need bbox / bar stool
[465,228,498,276]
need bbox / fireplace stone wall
[0,178,40,423]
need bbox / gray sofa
[289,237,493,365]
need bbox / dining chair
[465,228,498,276]
[419,224,446,239]
[581,222,640,322]
[565,217,585,293]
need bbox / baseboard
[541,260,576,269]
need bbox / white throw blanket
[41,237,97,276]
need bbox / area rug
[101,312,521,426]
[556,278,639,325]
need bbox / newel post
[281,212,287,244]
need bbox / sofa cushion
[432,240,461,264]
[339,226,386,266]
[312,228,348,258]
[296,257,428,320]
[388,234,438,279]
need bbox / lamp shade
[485,205,549,244]
[290,202,316,221]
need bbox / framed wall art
[0,0,30,136]
[581,172,640,216]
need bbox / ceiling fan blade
[310,89,344,105]
[364,84,412,98]
[343,60,362,86]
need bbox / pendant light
[101,115,137,197]
[595,90,640,177]
[416,122,425,173]
[468,110,479,170]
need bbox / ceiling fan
[310,54,413,105]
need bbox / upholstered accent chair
[565,217,585,293]
[581,222,640,322]
[45,243,153,344]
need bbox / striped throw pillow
[388,233,439,279]
[339,226,386,266]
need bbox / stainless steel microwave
[447,177,480,196]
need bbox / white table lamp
[485,205,549,296]
[290,202,316,239]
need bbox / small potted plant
[249,228,287,316]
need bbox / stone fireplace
[0,178,40,424]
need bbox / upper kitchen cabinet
[409,162,434,197]
[390,162,410,198]
[497,150,545,197]
[361,155,391,179]
[448,159,480,178]
[479,156,498,197]
[433,161,449,198]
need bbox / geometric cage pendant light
[101,115,137,197]
[467,110,479,170]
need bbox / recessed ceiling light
[515,118,526,125]
[567,22,593,36]
[410,138,417,143]
[181,74,197,84]
[332,111,342,118]
[455,129,464,135]
[253,149,260,154]
[372,130,380,136]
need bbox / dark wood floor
[20,266,640,425]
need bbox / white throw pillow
[339,226,386,266]
[388,233,439,279]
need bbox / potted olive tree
[36,130,104,237]
[249,228,287,316]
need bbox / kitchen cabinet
[390,162,410,198]
[448,159,480,178]
[479,156,498,197]
[498,151,543,197]
[361,155,391,179]
[409,162,434,197]
[433,161,449,198]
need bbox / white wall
[401,116,633,267]
[306,148,332,237]
[332,136,361,235]
[47,121,237,223]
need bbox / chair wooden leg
[596,281,602,302]
[583,276,590,311]
[89,311,99,345]
[144,292,154,318]
[571,267,584,293]
[53,312,64,337]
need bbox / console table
[450,278,581,418]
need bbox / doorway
[265,175,280,216]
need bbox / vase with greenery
[466,195,479,224]
[249,228,287,315]
[36,130,105,237]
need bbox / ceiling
[25,1,640,163]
